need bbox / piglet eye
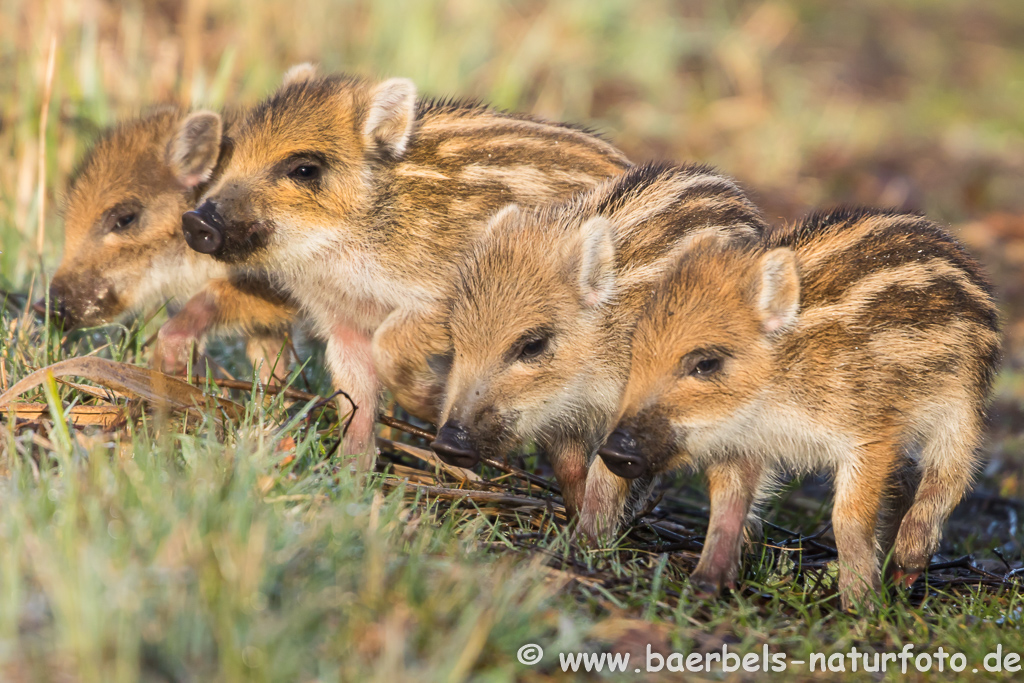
[691,357,721,377]
[288,163,321,182]
[518,336,549,361]
[112,212,137,232]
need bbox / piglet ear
[578,216,617,309]
[166,110,222,189]
[482,203,521,237]
[757,248,800,335]
[363,77,417,158]
[282,62,317,87]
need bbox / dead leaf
[2,403,123,428]
[0,357,244,424]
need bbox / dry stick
[186,375,319,401]
[377,414,561,495]
[180,375,560,493]
[386,481,552,509]
[35,33,57,257]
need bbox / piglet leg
[153,291,217,375]
[832,445,894,609]
[893,407,983,587]
[326,322,380,473]
[546,436,591,520]
[690,457,762,594]
[576,457,632,543]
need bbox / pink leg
[546,437,589,519]
[576,457,631,543]
[153,292,217,375]
[691,458,762,594]
[326,323,379,472]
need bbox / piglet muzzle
[597,427,648,479]
[431,421,480,469]
[182,201,225,255]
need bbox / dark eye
[288,163,321,182]
[690,357,721,377]
[518,336,549,361]
[109,211,139,233]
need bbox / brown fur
[187,71,632,461]
[437,163,767,516]
[46,108,297,382]
[587,207,1000,608]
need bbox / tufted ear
[166,111,222,189]
[756,248,800,335]
[577,216,617,309]
[482,203,521,237]
[282,62,317,86]
[363,77,417,158]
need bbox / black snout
[597,428,648,479]
[430,421,480,469]
[182,201,225,255]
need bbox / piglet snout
[431,421,480,469]
[182,201,225,255]
[598,428,648,479]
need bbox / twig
[186,375,319,401]
[388,481,554,509]
[992,547,1013,573]
[377,413,435,441]
[1004,568,1024,581]
[764,519,837,555]
[927,554,1005,581]
[376,414,562,494]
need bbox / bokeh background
[4,1,1024,319]
[5,0,1024,470]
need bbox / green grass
[3,0,1024,680]
[2,311,1023,678]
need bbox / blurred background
[2,0,1023,477]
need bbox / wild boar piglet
[42,107,297,382]
[431,162,767,516]
[589,208,1000,608]
[179,65,630,464]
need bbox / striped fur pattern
[48,108,297,382]
[192,70,631,460]
[590,207,1000,608]
[437,162,767,516]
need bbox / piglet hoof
[152,343,190,376]
[689,570,734,598]
[153,328,202,376]
[890,568,922,589]
[572,514,616,550]
[571,528,601,551]
[339,438,379,480]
